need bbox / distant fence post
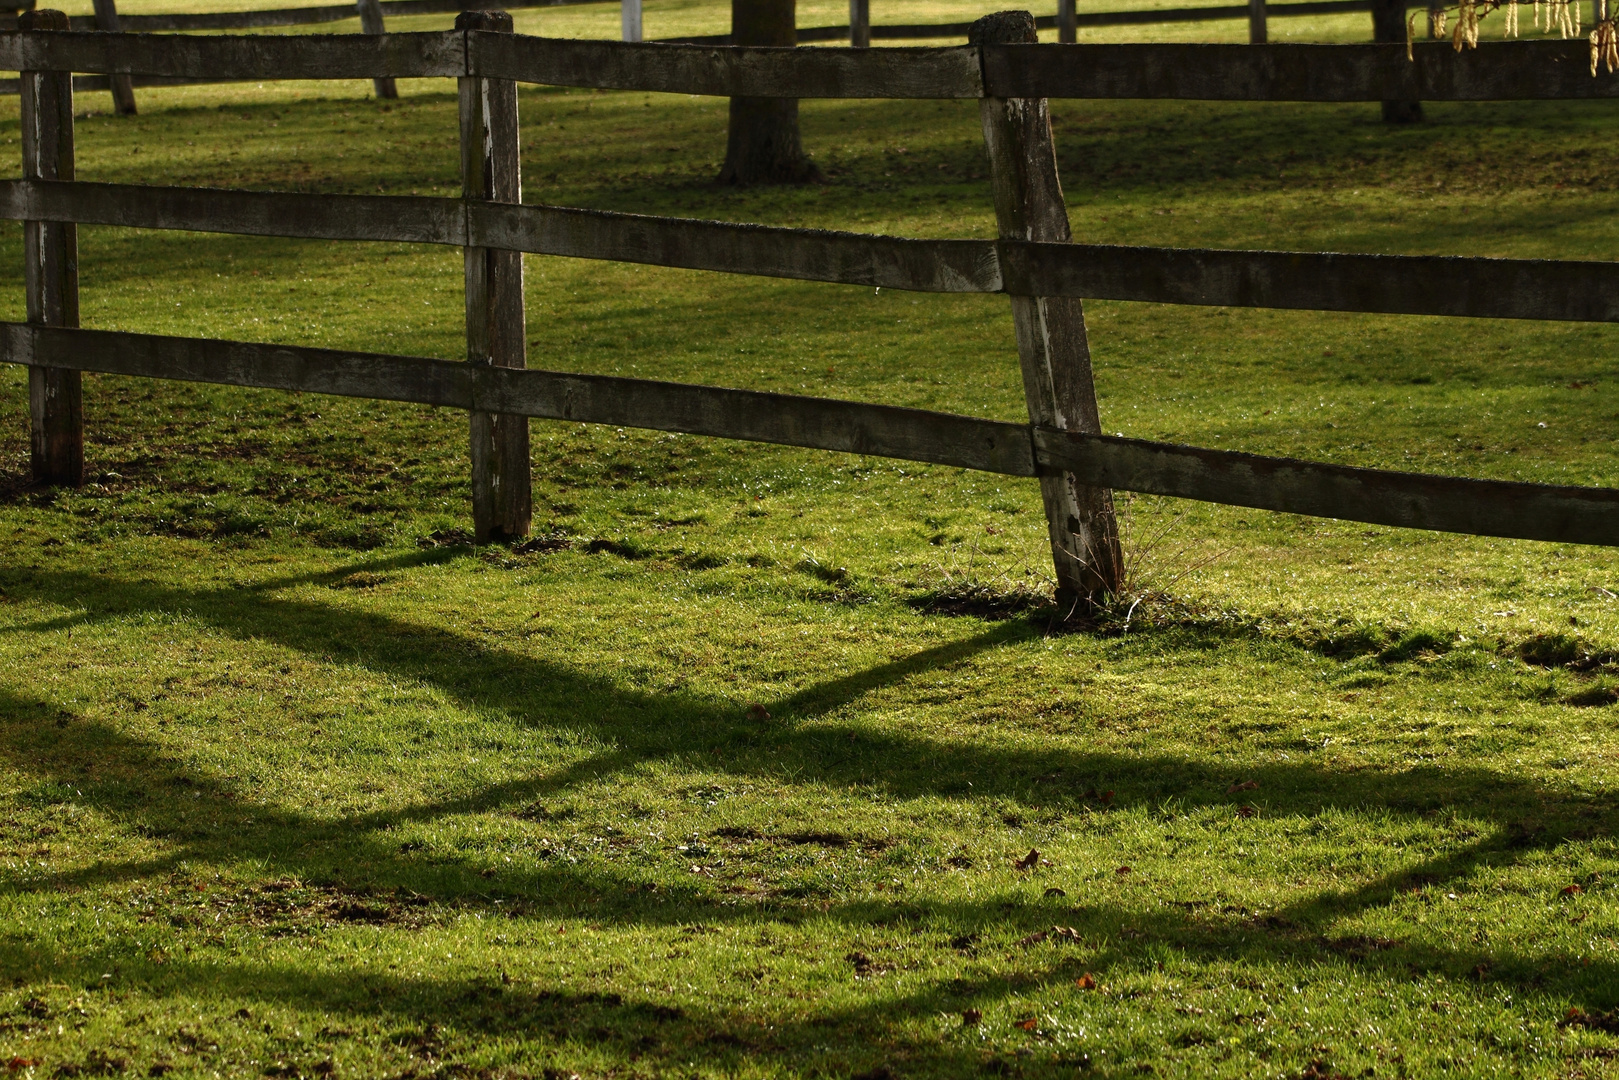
[20,8,83,488]
[355,0,398,99]
[1371,0,1421,121]
[457,9,531,543]
[970,9,1122,609]
[850,0,870,47]
[1057,0,1076,42]
[1248,0,1266,42]
[89,0,137,115]
[622,0,642,41]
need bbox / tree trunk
[718,0,822,184]
[1371,0,1423,122]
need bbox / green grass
[3,11,1619,1079]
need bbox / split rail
[4,12,1619,601]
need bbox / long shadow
[1,561,1616,1042]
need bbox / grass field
[2,3,1619,1078]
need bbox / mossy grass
[2,8,1619,1078]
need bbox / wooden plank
[459,9,530,544]
[981,40,1619,101]
[973,9,1121,605]
[0,180,466,244]
[468,32,984,97]
[19,9,81,489]
[1034,429,1619,547]
[0,323,1041,477]
[89,0,137,114]
[998,240,1619,322]
[470,203,1002,292]
[0,30,465,81]
[30,0,618,31]
[356,0,398,100]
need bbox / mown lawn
[2,5,1619,1078]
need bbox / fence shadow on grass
[0,555,1616,1051]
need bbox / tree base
[718,97,823,185]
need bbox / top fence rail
[0,31,1616,101]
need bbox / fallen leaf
[1075,973,1098,990]
[1017,930,1049,947]
[961,1008,982,1026]
[1013,848,1041,871]
[8,1059,40,1071]
[1115,865,1132,876]
[1099,790,1115,805]
[1050,926,1082,943]
[1043,886,1067,898]
[1237,805,1258,818]
[1013,1016,1039,1031]
[745,704,771,721]
[1227,780,1259,793]
[1561,883,1584,896]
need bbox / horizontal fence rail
[5,321,1617,546]
[11,180,1619,323]
[0,32,1615,101]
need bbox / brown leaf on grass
[1013,848,1042,871]
[1115,865,1132,876]
[1050,926,1082,943]
[1043,887,1067,898]
[1013,1016,1039,1031]
[1237,805,1258,818]
[961,1008,982,1026]
[1561,1007,1619,1034]
[745,704,771,721]
[7,1060,40,1071]
[1561,883,1584,896]
[1017,930,1049,947]
[1227,780,1259,793]
[1075,973,1097,990]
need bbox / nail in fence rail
[458,9,530,543]
[19,8,80,488]
[974,10,1121,604]
[5,17,1619,576]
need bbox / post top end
[968,10,1038,44]
[19,8,70,31]
[455,9,513,32]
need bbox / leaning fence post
[1248,0,1267,42]
[458,9,531,544]
[1371,0,1421,121]
[21,8,83,487]
[622,0,642,41]
[355,0,398,99]
[971,10,1122,609]
[89,0,137,115]
[850,0,870,46]
[1057,0,1075,43]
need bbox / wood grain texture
[469,32,984,97]
[998,240,1619,322]
[973,9,1121,603]
[0,323,1041,477]
[1034,429,1619,547]
[19,12,82,488]
[22,0,616,32]
[0,30,465,80]
[982,40,1619,101]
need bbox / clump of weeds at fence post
[3,22,1619,1079]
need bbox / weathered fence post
[356,0,398,99]
[458,9,530,543]
[850,0,870,47]
[21,8,83,487]
[1248,0,1267,42]
[971,10,1122,610]
[622,0,643,41]
[1057,0,1076,43]
[89,0,137,115]
[1371,0,1421,121]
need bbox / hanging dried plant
[1407,0,1604,65]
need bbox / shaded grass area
[0,40,1617,1080]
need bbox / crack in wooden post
[21,8,83,488]
[972,9,1122,609]
[459,10,531,543]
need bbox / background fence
[4,13,1618,602]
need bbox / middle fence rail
[4,16,1618,602]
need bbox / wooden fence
[4,12,1618,602]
